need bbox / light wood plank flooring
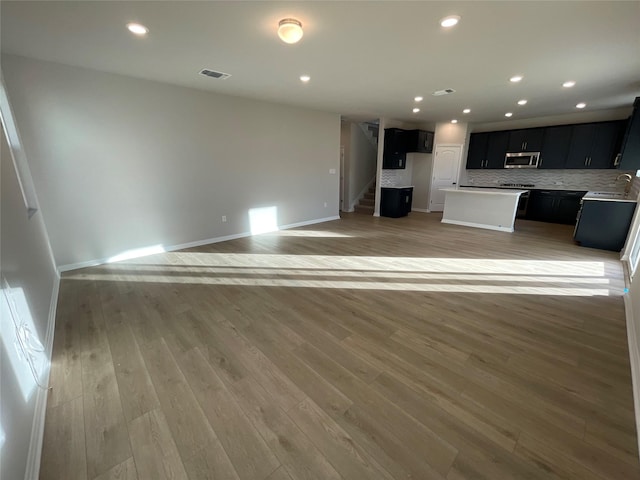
[41,212,640,479]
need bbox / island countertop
[441,187,528,196]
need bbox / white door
[429,144,462,212]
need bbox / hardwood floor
[40,212,640,479]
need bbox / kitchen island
[441,188,528,232]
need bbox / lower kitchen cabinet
[381,187,413,218]
[526,190,585,225]
[574,200,637,251]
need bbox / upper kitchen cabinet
[466,132,490,169]
[565,121,625,169]
[486,131,510,168]
[539,125,572,169]
[383,128,406,169]
[616,97,640,170]
[404,129,434,153]
[507,128,545,153]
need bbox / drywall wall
[1,127,58,480]
[624,275,640,457]
[348,123,377,210]
[409,153,433,211]
[2,54,340,269]
[434,122,469,146]
[340,121,351,211]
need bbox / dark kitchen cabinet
[486,131,510,168]
[380,187,413,218]
[566,121,624,169]
[466,132,490,169]
[526,190,585,225]
[383,128,406,169]
[405,129,434,153]
[574,200,637,251]
[617,97,640,170]
[507,128,545,153]
[539,125,572,169]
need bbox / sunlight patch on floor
[67,253,614,296]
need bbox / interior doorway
[429,144,462,212]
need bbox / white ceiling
[2,1,639,126]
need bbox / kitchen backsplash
[462,169,638,192]
[381,165,413,187]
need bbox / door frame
[428,144,463,212]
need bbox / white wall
[348,123,377,210]
[624,265,640,456]
[2,54,340,269]
[1,127,58,480]
[410,153,433,211]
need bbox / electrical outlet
[329,168,336,174]
[222,215,227,222]
[324,202,328,207]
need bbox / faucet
[616,173,633,197]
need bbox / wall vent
[432,88,456,96]
[199,69,231,80]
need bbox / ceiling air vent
[432,88,456,96]
[199,69,231,80]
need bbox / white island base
[441,188,527,232]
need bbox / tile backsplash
[462,169,637,192]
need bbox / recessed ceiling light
[451,119,458,124]
[412,108,420,113]
[462,108,471,114]
[299,75,311,83]
[505,112,513,117]
[510,75,523,83]
[576,102,587,109]
[414,96,423,102]
[440,15,461,28]
[127,23,149,36]
[563,81,576,88]
[278,18,304,44]
[517,99,528,105]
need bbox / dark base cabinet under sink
[574,200,636,251]
[381,187,413,218]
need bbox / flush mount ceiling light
[576,102,587,109]
[505,112,513,117]
[440,15,461,27]
[563,80,576,88]
[299,75,310,82]
[517,99,528,105]
[463,108,471,114]
[278,18,303,44]
[451,119,458,124]
[510,75,523,83]
[414,96,423,102]
[412,108,420,113]
[126,22,149,36]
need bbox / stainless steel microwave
[504,151,540,168]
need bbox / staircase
[354,182,376,214]
[359,121,379,149]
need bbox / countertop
[461,184,590,192]
[381,185,414,189]
[582,191,637,203]
[442,187,527,196]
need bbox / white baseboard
[441,219,514,233]
[411,208,431,213]
[24,272,60,480]
[623,286,640,457]
[57,216,342,273]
